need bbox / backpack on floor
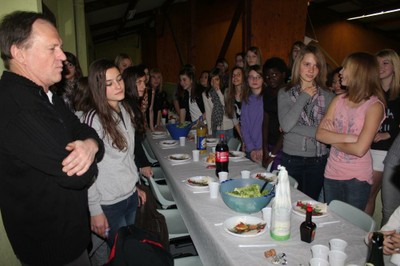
[105,224,173,266]
[134,183,170,250]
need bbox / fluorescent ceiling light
[347,8,400,20]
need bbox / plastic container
[166,123,192,140]
[220,178,275,213]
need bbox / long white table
[146,131,373,266]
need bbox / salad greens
[176,121,191,128]
[226,184,269,198]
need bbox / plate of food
[292,200,328,218]
[251,172,277,183]
[159,140,178,147]
[206,138,219,147]
[223,216,267,237]
[203,153,215,165]
[185,176,211,189]
[229,151,245,160]
[152,131,168,138]
[167,153,191,163]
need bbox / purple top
[241,93,264,152]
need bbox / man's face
[17,19,66,90]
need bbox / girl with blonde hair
[316,52,385,210]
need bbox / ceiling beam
[218,0,243,59]
[114,0,140,39]
[93,23,147,43]
[90,10,154,32]
[85,0,129,13]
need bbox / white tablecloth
[145,131,378,266]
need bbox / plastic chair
[227,137,241,151]
[158,208,190,240]
[142,138,158,165]
[148,175,176,209]
[174,255,203,266]
[328,199,375,232]
[140,167,166,186]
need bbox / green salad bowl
[220,178,275,214]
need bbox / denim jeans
[102,191,138,247]
[324,178,371,211]
[214,128,234,143]
[281,152,327,200]
[381,161,400,226]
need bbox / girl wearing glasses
[241,65,265,163]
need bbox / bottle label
[197,136,206,150]
[216,151,229,162]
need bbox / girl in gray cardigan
[278,45,334,200]
[84,59,146,247]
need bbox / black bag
[105,224,173,266]
[134,184,170,250]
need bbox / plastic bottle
[196,117,207,154]
[366,232,384,266]
[215,134,229,177]
[161,100,168,125]
[300,205,316,243]
[270,165,292,241]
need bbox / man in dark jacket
[0,11,104,266]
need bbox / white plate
[159,140,178,147]
[185,176,211,189]
[251,172,277,183]
[292,200,328,218]
[203,156,215,165]
[167,153,191,163]
[229,151,245,160]
[223,216,267,237]
[152,131,168,139]
[206,138,219,147]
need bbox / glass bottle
[215,134,229,177]
[196,117,207,154]
[366,232,384,266]
[300,205,316,243]
[270,165,292,241]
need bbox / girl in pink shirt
[316,52,386,210]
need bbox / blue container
[166,123,193,140]
[220,178,275,214]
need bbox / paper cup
[311,244,329,260]
[262,207,272,228]
[310,258,329,266]
[209,181,220,199]
[179,136,186,146]
[192,150,200,162]
[218,171,228,182]
[391,254,400,265]
[328,250,347,266]
[329,238,348,252]
[241,170,250,179]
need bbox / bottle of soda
[300,204,316,243]
[366,232,384,266]
[196,117,207,154]
[161,100,168,125]
[215,134,229,177]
